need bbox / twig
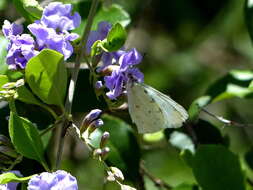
[140,162,172,190]
[201,108,253,128]
[55,0,100,170]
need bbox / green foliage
[192,145,246,190]
[12,0,42,22]
[9,112,48,170]
[74,4,130,35]
[0,75,9,91]
[245,0,253,43]
[169,131,195,153]
[16,86,43,106]
[102,23,127,52]
[0,172,34,184]
[25,49,67,108]
[189,70,253,122]
[0,36,8,75]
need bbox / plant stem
[140,162,172,190]
[55,0,100,170]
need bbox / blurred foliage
[2,0,253,189]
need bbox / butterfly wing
[127,82,166,133]
[127,82,188,133]
[141,83,188,128]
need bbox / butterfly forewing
[127,82,189,133]
[127,82,166,133]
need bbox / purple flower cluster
[2,20,38,69]
[2,2,80,69]
[87,22,144,99]
[0,170,22,190]
[104,48,144,99]
[28,170,78,190]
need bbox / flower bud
[100,131,110,148]
[81,109,102,133]
[87,119,104,135]
[95,81,103,90]
[0,146,19,158]
[100,147,110,160]
[15,79,25,87]
[0,135,12,147]
[93,148,102,158]
[0,153,13,164]
[107,167,124,182]
[2,82,16,89]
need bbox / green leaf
[169,131,195,153]
[245,0,253,43]
[102,23,127,52]
[193,120,227,145]
[0,36,8,75]
[22,0,43,18]
[16,86,43,106]
[9,112,47,169]
[188,96,211,122]
[0,172,34,184]
[0,0,7,11]
[25,49,67,107]
[12,0,42,22]
[74,4,130,35]
[192,145,246,190]
[0,75,9,91]
[206,70,253,102]
[189,70,253,121]
[245,147,253,171]
[172,184,197,190]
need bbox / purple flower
[98,50,125,72]
[41,2,81,32]
[28,170,78,190]
[28,22,79,60]
[2,20,23,39]
[119,48,142,71]
[0,170,22,190]
[86,21,112,54]
[104,49,144,99]
[6,34,38,70]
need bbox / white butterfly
[127,82,189,134]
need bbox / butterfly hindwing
[127,82,166,133]
[127,82,188,133]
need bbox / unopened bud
[100,131,110,148]
[88,119,104,135]
[93,148,102,158]
[100,147,110,160]
[0,153,13,164]
[2,82,16,89]
[107,167,124,182]
[0,135,12,147]
[81,109,102,132]
[15,79,24,87]
[0,146,18,158]
[95,81,103,90]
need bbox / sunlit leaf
[25,49,67,108]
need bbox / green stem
[8,100,17,113]
[55,0,100,170]
[40,104,58,120]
